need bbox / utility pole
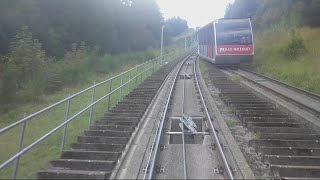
[161,25,164,65]
[184,37,187,51]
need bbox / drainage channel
[208,66,320,179]
[36,51,193,179]
[144,55,233,179]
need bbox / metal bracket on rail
[160,144,168,151]
[213,166,224,174]
[209,144,216,150]
[156,165,165,173]
[179,114,197,133]
[180,72,191,79]
[143,165,150,173]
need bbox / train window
[216,31,252,45]
[215,20,253,46]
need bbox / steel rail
[143,51,195,179]
[0,60,163,170]
[230,70,320,116]
[165,132,209,135]
[194,59,234,179]
[0,50,181,134]
[181,67,187,180]
[241,69,320,101]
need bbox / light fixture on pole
[161,25,165,66]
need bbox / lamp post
[161,25,164,65]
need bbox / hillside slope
[253,27,320,94]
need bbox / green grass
[0,49,183,179]
[225,119,237,128]
[230,75,241,83]
[253,27,320,94]
[199,58,209,74]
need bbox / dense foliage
[0,0,189,111]
[225,0,320,30]
[0,0,188,57]
[164,17,189,37]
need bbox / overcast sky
[155,0,234,28]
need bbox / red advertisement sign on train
[216,45,254,55]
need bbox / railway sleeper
[271,165,320,178]
[242,117,297,125]
[247,122,301,128]
[84,130,132,137]
[78,136,129,144]
[250,139,320,148]
[50,159,117,172]
[37,169,110,179]
[89,125,134,131]
[250,127,312,134]
[264,155,320,166]
[61,150,122,161]
[70,143,126,152]
[257,146,320,156]
[95,120,138,126]
[259,133,320,140]
[237,114,289,120]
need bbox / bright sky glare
[156,0,234,28]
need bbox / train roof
[196,18,251,33]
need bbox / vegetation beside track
[0,48,183,179]
[252,27,320,94]
[225,0,320,94]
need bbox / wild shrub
[7,26,47,90]
[45,42,91,93]
[0,58,18,110]
[283,29,307,59]
[0,26,47,108]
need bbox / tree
[7,26,46,89]
[0,0,167,56]
[165,17,189,37]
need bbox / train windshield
[215,20,253,46]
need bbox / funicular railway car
[197,18,254,65]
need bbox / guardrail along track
[36,52,192,179]
[207,66,320,179]
[144,55,233,179]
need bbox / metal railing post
[12,113,27,180]
[107,79,113,111]
[135,65,138,85]
[152,60,156,73]
[128,70,131,94]
[88,83,96,128]
[119,74,123,101]
[60,96,71,152]
[140,65,143,82]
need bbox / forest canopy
[0,0,189,111]
[0,0,189,57]
[225,0,320,30]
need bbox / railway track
[204,63,320,179]
[143,54,234,179]
[37,51,193,179]
[233,69,320,117]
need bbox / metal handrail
[0,59,156,169]
[0,48,189,179]
[0,51,178,134]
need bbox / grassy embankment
[0,47,181,179]
[253,27,320,94]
